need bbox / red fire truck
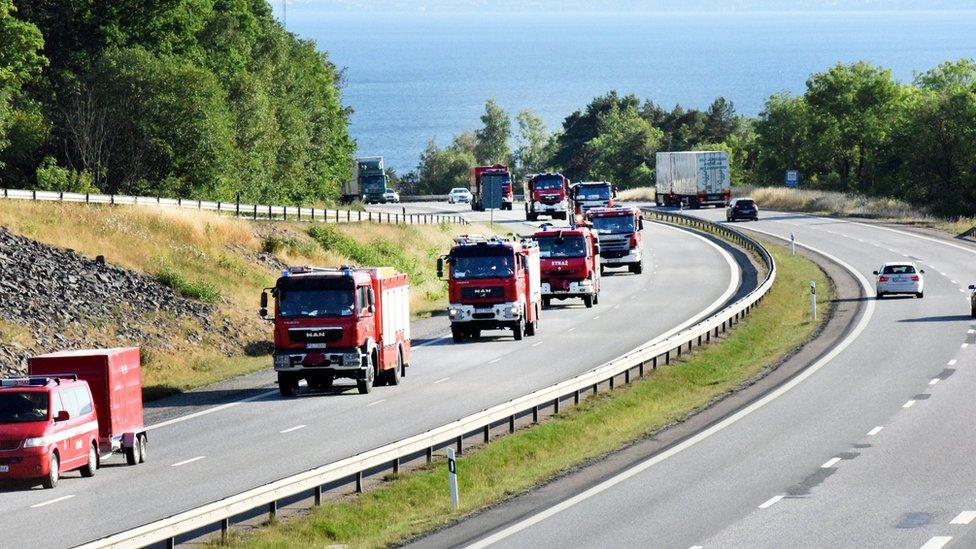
[470,164,514,211]
[524,173,569,221]
[586,207,645,274]
[570,181,616,215]
[0,348,147,488]
[262,266,411,396]
[438,235,542,342]
[533,224,602,308]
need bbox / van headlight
[24,436,50,448]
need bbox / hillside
[0,202,468,398]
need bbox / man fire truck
[533,224,602,308]
[470,164,514,211]
[524,173,569,221]
[570,181,616,215]
[438,235,542,342]
[261,266,411,396]
[586,206,645,274]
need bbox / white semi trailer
[655,151,731,208]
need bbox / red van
[0,348,147,488]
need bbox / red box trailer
[29,348,147,463]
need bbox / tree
[755,92,815,186]
[514,109,555,177]
[554,91,640,181]
[585,104,662,189]
[417,138,475,195]
[474,98,510,165]
[0,0,45,171]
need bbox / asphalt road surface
[0,203,744,547]
[450,208,976,549]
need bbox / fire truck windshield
[577,186,610,200]
[452,255,515,279]
[536,236,586,258]
[591,215,635,234]
[0,392,49,423]
[533,178,563,191]
[279,290,355,318]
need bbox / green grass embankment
[231,240,834,548]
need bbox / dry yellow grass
[616,187,656,202]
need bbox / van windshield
[0,392,49,423]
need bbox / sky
[273,0,976,13]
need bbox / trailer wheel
[125,436,141,466]
[358,353,376,394]
[80,443,97,477]
[43,452,59,489]
[278,372,297,397]
[513,319,524,341]
[385,349,404,386]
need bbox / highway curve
[0,205,746,548]
[445,209,976,549]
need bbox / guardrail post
[509,415,515,433]
[236,193,240,217]
[314,485,322,506]
[111,194,115,205]
[221,518,229,542]
[32,189,36,200]
[677,344,681,358]
[356,471,363,493]
[269,500,277,521]
[166,537,175,549]
[217,201,221,213]
[639,362,645,377]
[3,188,6,198]
[484,424,490,443]
[85,193,89,203]
[336,209,340,223]
[554,396,560,414]
[625,369,631,384]
[347,210,351,222]
[456,435,463,455]
[393,457,400,474]
[177,197,181,207]
[311,206,315,221]
[609,375,615,390]
[426,446,433,464]
[532,405,539,423]
[298,205,302,221]
[253,204,257,220]
[59,191,63,201]
[574,389,580,405]
[284,205,287,220]
[593,383,598,395]
[358,210,363,222]
[665,351,670,365]
[198,199,202,209]
[369,212,373,222]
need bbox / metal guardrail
[76,209,775,549]
[0,188,468,226]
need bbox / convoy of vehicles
[0,348,147,488]
[262,266,411,395]
[525,173,569,221]
[470,164,514,211]
[655,151,731,208]
[341,157,391,204]
[448,187,473,204]
[570,181,615,215]
[874,262,924,299]
[438,235,542,342]
[534,224,602,308]
[726,197,759,221]
[586,207,645,274]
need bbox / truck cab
[533,225,602,308]
[586,207,645,274]
[470,164,514,211]
[439,235,542,342]
[571,181,616,215]
[263,266,411,396]
[525,173,569,221]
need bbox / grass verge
[229,239,834,548]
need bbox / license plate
[307,343,327,349]
[0,465,8,473]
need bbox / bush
[34,157,98,193]
[155,268,220,303]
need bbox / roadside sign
[785,170,800,188]
[483,177,505,210]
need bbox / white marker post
[790,232,796,256]
[810,281,817,321]
[447,448,459,509]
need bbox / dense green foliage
[0,0,353,203]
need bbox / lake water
[283,10,976,171]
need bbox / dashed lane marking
[919,536,952,549]
[868,426,883,436]
[949,359,958,366]
[280,425,306,434]
[367,399,386,408]
[758,495,784,509]
[951,511,976,525]
[171,456,206,467]
[930,378,941,386]
[30,495,75,509]
[821,457,842,468]
[433,377,450,384]
[903,400,916,408]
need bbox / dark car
[726,198,759,222]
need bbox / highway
[437,208,976,549]
[0,203,746,547]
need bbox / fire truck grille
[288,328,342,344]
[0,440,20,451]
[539,196,560,204]
[461,286,504,300]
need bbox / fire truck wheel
[542,297,551,309]
[513,319,524,341]
[358,356,376,394]
[43,452,59,489]
[278,372,298,397]
[525,316,537,337]
[386,350,404,386]
[81,443,98,477]
[583,295,593,308]
[451,326,465,343]
[593,292,600,305]
[137,434,148,464]
[630,262,643,275]
[600,265,607,276]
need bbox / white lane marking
[146,390,278,432]
[367,399,386,408]
[30,495,75,508]
[962,343,969,349]
[952,280,959,285]
[951,511,976,525]
[903,400,916,408]
[689,546,703,549]
[949,359,958,366]
[416,335,451,348]
[488,358,502,364]
[961,289,968,293]
[614,304,621,309]
[758,495,785,509]
[532,341,543,347]
[920,536,952,549]
[592,315,601,320]
[280,425,306,434]
[930,378,941,386]
[969,330,975,335]
[567,327,576,332]
[464,230,876,549]
[433,377,450,384]
[171,456,206,467]
[868,426,883,436]
[821,457,842,468]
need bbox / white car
[874,262,924,298]
[382,190,400,203]
[448,188,472,204]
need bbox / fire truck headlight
[273,355,291,369]
[449,307,459,318]
[509,305,519,316]
[24,436,50,448]
[344,353,362,366]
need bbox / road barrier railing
[76,209,774,549]
[0,187,468,226]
